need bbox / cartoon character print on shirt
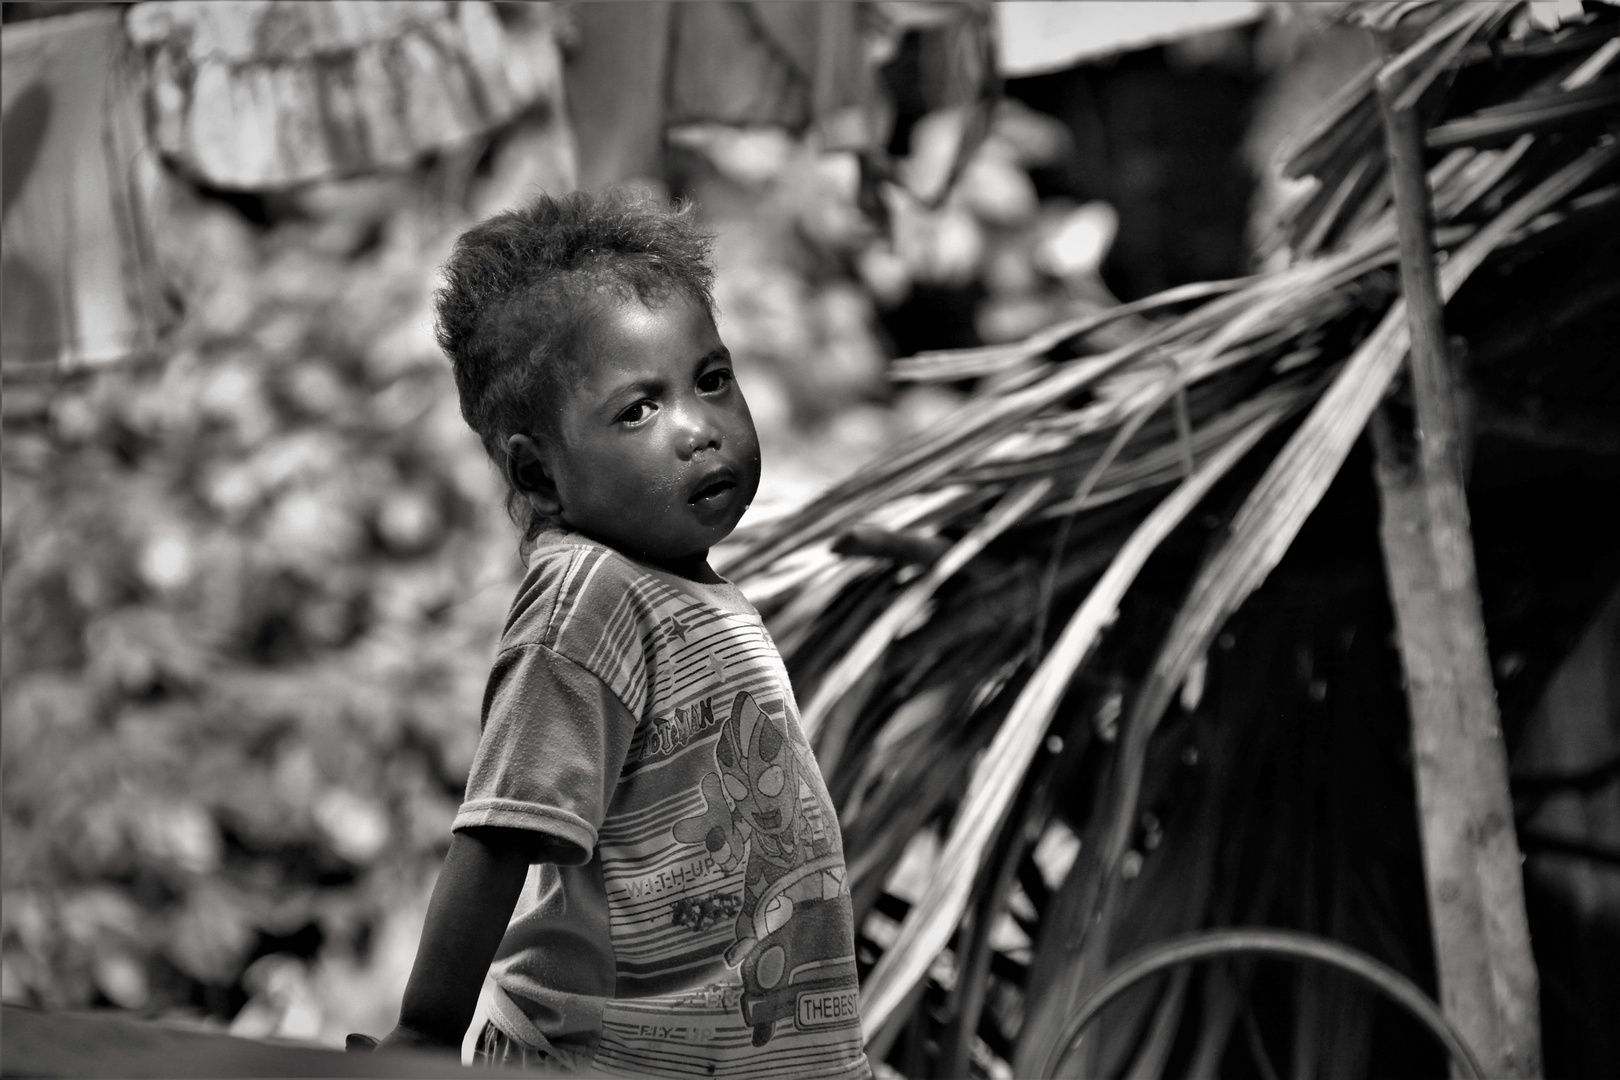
[673,690,855,1046]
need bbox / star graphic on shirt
[706,651,727,683]
[663,614,690,643]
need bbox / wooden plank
[1371,68,1543,1080]
[0,1005,534,1078]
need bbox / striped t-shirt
[453,531,869,1078]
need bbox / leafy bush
[2,174,519,1042]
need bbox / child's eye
[617,401,656,425]
[697,369,732,395]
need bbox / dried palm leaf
[1010,136,1616,1075]
[857,406,1288,1036]
[801,478,1052,744]
[713,7,1618,1072]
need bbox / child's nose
[677,407,723,458]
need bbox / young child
[372,191,870,1077]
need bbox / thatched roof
[714,2,1619,1074]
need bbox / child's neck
[642,550,724,585]
[583,532,722,584]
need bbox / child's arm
[378,826,544,1051]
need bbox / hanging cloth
[124,0,546,190]
[2,8,170,371]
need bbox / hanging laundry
[2,8,171,370]
[125,1,554,190]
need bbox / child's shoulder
[504,530,680,651]
[526,529,754,612]
[524,529,644,589]
[500,531,771,717]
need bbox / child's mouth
[689,475,738,506]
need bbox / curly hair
[435,189,715,541]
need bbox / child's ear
[506,434,562,518]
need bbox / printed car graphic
[673,690,858,1045]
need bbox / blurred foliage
[1,17,1134,1045]
[1,165,517,1041]
[680,97,1122,518]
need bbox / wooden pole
[1370,67,1542,1080]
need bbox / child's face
[544,293,761,574]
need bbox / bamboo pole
[1371,65,1542,1080]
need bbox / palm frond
[712,5,1619,1072]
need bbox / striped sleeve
[453,642,639,864]
[532,545,660,719]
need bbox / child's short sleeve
[452,642,638,865]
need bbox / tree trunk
[1370,78,1542,1079]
